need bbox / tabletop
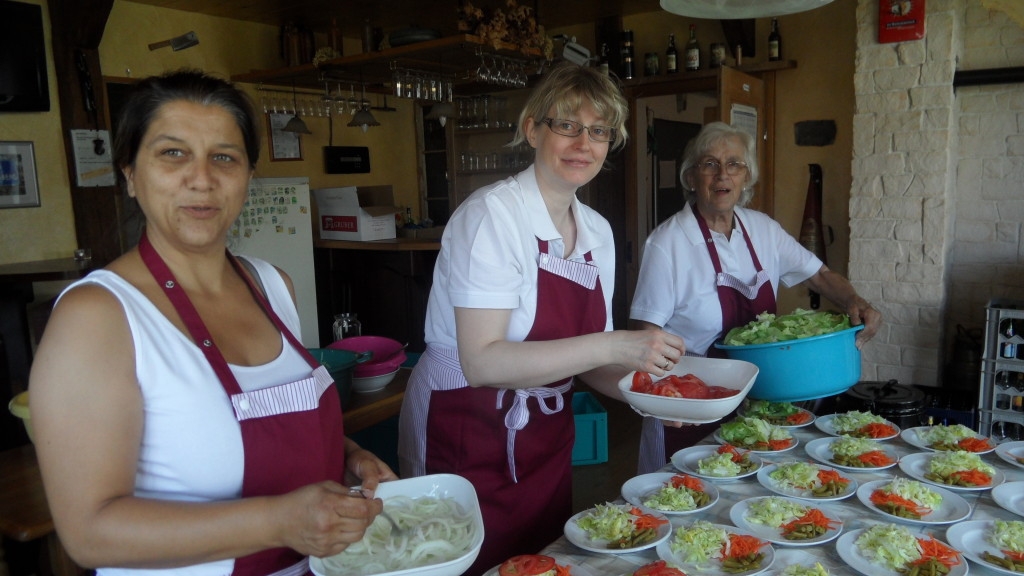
[542,418,1024,576]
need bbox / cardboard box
[313,185,399,241]
[572,392,608,466]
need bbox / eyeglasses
[697,159,748,176]
[540,118,617,143]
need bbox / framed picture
[0,141,40,208]
[267,112,303,161]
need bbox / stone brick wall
[852,0,1024,388]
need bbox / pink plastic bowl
[328,336,407,377]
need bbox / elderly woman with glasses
[629,121,882,474]
[398,62,684,571]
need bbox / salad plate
[836,528,968,576]
[992,481,1024,517]
[620,472,719,515]
[946,520,1023,576]
[564,504,671,554]
[670,445,763,480]
[728,496,843,547]
[656,523,775,576]
[897,451,1005,491]
[737,401,816,428]
[855,479,971,525]
[712,430,799,454]
[484,563,595,576]
[813,413,901,440]
[995,440,1024,469]
[756,463,857,501]
[803,437,899,471]
[900,425,997,454]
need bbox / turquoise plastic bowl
[713,324,864,402]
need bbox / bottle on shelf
[1002,318,1018,339]
[768,18,782,61]
[328,17,342,55]
[620,30,635,80]
[665,33,678,74]
[598,43,610,76]
[685,24,701,71]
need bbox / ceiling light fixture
[347,84,379,132]
[281,83,311,134]
[426,102,455,127]
[659,0,834,19]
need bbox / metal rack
[978,298,1024,442]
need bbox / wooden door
[716,66,771,215]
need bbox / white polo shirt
[630,203,822,355]
[424,165,616,348]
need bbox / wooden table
[343,367,409,434]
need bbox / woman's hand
[848,300,882,349]
[615,327,686,376]
[273,481,382,558]
[342,438,399,492]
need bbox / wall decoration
[0,141,40,208]
[267,112,303,161]
[879,0,926,43]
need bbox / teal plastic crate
[572,392,609,465]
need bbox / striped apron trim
[230,365,334,422]
[716,268,771,300]
[538,251,599,290]
[497,381,573,483]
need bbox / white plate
[670,445,763,480]
[836,528,968,576]
[728,496,843,547]
[855,479,972,525]
[656,523,775,576]
[737,404,817,428]
[756,463,857,501]
[621,472,719,515]
[813,413,901,440]
[947,520,1022,576]
[803,437,899,471]
[712,430,799,454]
[484,563,595,576]
[900,425,997,454]
[898,451,1006,491]
[995,440,1024,469]
[992,481,1024,517]
[564,504,672,554]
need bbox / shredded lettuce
[879,477,943,509]
[719,417,792,447]
[669,520,728,565]
[830,436,883,458]
[928,450,995,477]
[781,563,830,576]
[855,524,922,571]
[697,452,742,477]
[744,399,800,418]
[643,483,701,511]
[990,520,1024,554]
[575,503,636,542]
[831,411,887,433]
[745,496,809,528]
[768,462,822,490]
[918,424,978,445]
[722,309,851,345]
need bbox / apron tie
[497,382,572,483]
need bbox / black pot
[307,348,372,410]
[840,379,927,429]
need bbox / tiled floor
[571,385,645,513]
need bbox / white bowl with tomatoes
[617,356,759,423]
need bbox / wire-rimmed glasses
[540,118,617,143]
[697,159,749,176]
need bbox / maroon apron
[140,233,346,576]
[425,238,606,575]
[662,206,777,456]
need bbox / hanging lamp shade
[282,115,312,134]
[348,107,380,132]
[426,102,455,127]
[659,0,833,19]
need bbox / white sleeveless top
[59,256,310,576]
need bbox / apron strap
[496,382,572,483]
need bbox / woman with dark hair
[398,62,684,572]
[30,69,396,576]
[630,121,882,474]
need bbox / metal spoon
[348,487,404,535]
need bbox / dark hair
[112,69,260,190]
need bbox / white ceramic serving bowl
[310,473,484,576]
[352,368,400,393]
[617,356,759,423]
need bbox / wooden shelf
[231,34,542,94]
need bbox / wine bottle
[666,33,678,74]
[768,18,782,61]
[598,43,610,76]
[684,24,700,71]
[799,164,827,309]
[620,30,635,80]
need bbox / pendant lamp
[347,84,379,132]
[660,0,834,19]
[426,102,455,127]
[281,84,312,134]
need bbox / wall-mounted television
[0,0,51,112]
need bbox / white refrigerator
[228,176,320,347]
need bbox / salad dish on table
[756,462,857,501]
[813,411,901,440]
[737,400,816,428]
[836,524,967,576]
[898,450,1005,491]
[671,444,763,480]
[565,503,672,554]
[856,478,971,525]
[803,436,899,471]
[768,563,830,576]
[728,496,843,547]
[713,417,798,453]
[655,520,775,576]
[620,472,719,515]
[945,519,1024,576]
[995,440,1024,469]
[485,555,595,576]
[992,481,1024,517]
[900,424,996,454]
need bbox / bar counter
[541,422,1024,576]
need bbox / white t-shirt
[630,203,822,354]
[424,165,616,347]
[61,257,311,576]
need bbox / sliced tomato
[499,555,557,576]
[633,560,687,576]
[632,371,654,394]
[706,385,739,399]
[674,379,710,399]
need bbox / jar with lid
[332,313,362,341]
